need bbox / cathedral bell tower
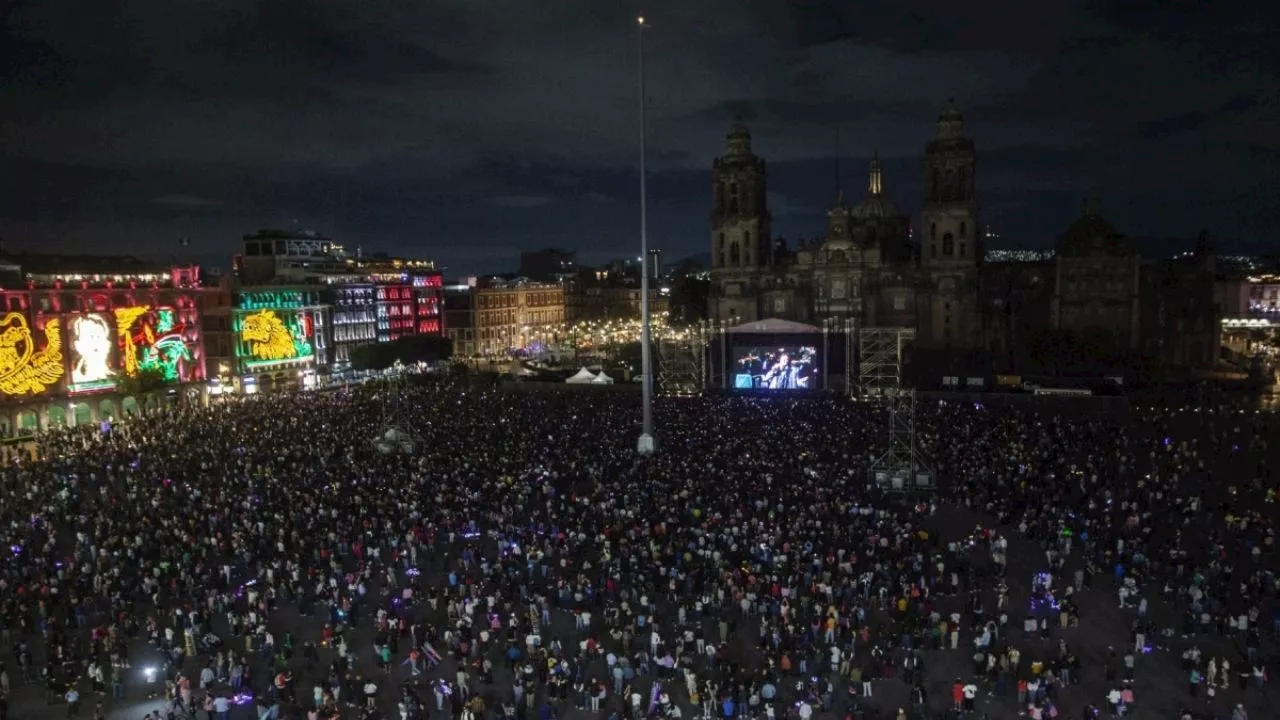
[710,123,772,271]
[921,100,979,266]
[709,122,773,323]
[919,100,980,348]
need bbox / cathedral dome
[849,155,902,219]
[850,195,901,219]
[1058,201,1133,257]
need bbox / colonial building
[233,229,444,372]
[473,279,565,356]
[0,254,211,435]
[708,102,1220,374]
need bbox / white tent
[591,371,615,385]
[565,367,598,384]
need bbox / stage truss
[656,325,707,396]
[858,327,935,493]
[372,370,420,455]
[857,327,913,397]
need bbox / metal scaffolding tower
[857,327,913,397]
[372,369,420,455]
[868,388,935,492]
[858,327,935,493]
[656,324,707,396]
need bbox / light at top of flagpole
[637,16,645,26]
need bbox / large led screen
[68,313,118,392]
[732,345,819,391]
[115,306,199,383]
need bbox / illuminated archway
[122,396,139,416]
[98,398,116,420]
[47,406,67,428]
[71,403,93,426]
[16,411,37,436]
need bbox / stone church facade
[708,102,1220,372]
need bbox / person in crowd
[0,382,1273,720]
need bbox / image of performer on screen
[733,346,817,390]
[763,351,799,389]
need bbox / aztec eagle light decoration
[114,306,195,382]
[239,309,314,363]
[0,313,65,396]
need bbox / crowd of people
[0,380,1275,720]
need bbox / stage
[706,318,848,394]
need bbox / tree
[350,336,454,371]
[117,367,167,396]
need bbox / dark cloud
[1,0,1278,272]
[1137,113,1209,140]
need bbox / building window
[960,242,966,258]
[730,242,741,266]
[930,223,937,241]
[960,222,966,238]
[942,233,955,256]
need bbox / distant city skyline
[2,1,1277,273]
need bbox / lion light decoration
[0,313,65,396]
[240,310,300,362]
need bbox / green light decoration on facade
[155,308,176,335]
[238,291,318,311]
[138,336,192,381]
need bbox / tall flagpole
[636,15,655,456]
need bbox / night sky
[2,0,1278,274]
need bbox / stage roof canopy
[726,318,822,334]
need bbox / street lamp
[636,15,655,456]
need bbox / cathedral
[708,101,1221,373]
[709,101,982,348]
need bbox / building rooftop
[0,252,173,275]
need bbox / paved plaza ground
[0,495,1271,720]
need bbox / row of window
[3,292,198,314]
[377,304,415,317]
[475,291,564,309]
[334,327,377,343]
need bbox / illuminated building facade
[474,280,565,356]
[330,284,377,366]
[233,288,329,393]
[0,255,209,435]
[234,229,445,372]
[325,272,444,367]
